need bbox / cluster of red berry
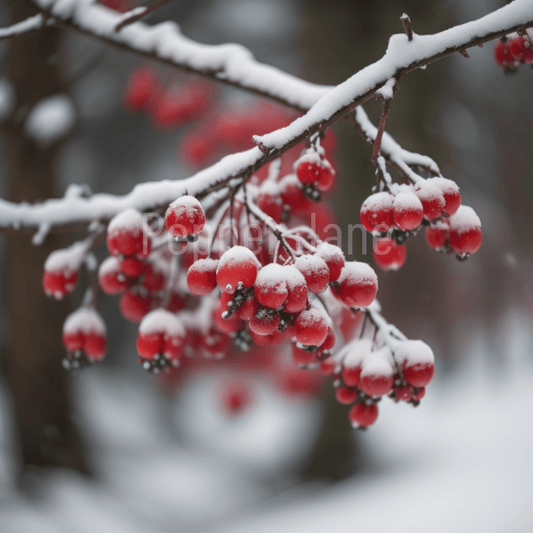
[123,65,215,130]
[360,176,482,271]
[494,31,533,72]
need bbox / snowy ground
[1,315,532,533]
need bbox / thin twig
[372,100,392,164]
[114,0,174,32]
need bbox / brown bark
[0,0,88,483]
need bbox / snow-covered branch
[2,0,531,234]
[0,13,45,40]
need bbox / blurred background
[0,0,532,531]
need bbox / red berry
[201,327,232,359]
[249,309,281,336]
[165,196,206,239]
[392,191,424,231]
[425,220,449,250]
[392,384,413,402]
[63,308,107,361]
[429,177,461,216]
[217,246,260,294]
[413,387,426,401]
[373,238,407,271]
[349,402,378,428]
[187,258,219,296]
[42,270,78,300]
[221,381,253,415]
[238,295,260,320]
[343,365,362,387]
[333,262,378,308]
[295,154,323,184]
[120,291,152,323]
[142,264,166,292]
[98,257,129,295]
[394,340,435,388]
[279,174,313,215]
[254,263,288,309]
[319,326,335,351]
[63,331,84,353]
[283,265,308,314]
[137,309,185,360]
[316,164,336,192]
[107,208,148,257]
[360,373,393,397]
[494,39,515,68]
[214,303,244,334]
[448,205,482,255]
[510,35,533,63]
[336,386,358,405]
[415,183,445,221]
[294,254,329,294]
[360,192,394,233]
[257,190,283,224]
[180,132,214,167]
[294,307,329,347]
[120,256,146,278]
[316,243,345,282]
[123,65,159,111]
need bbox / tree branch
[2,0,532,234]
[114,0,174,33]
[0,13,45,40]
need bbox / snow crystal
[360,346,394,378]
[63,307,106,335]
[361,192,394,212]
[255,263,287,292]
[392,191,423,211]
[394,339,434,367]
[44,240,89,273]
[283,264,306,290]
[24,94,75,147]
[449,205,481,234]
[343,339,373,369]
[108,207,144,233]
[337,261,378,286]
[218,246,261,269]
[139,308,185,337]
[0,78,15,122]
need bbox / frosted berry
[165,195,206,239]
[425,220,449,250]
[294,254,329,294]
[510,34,533,63]
[119,290,152,323]
[294,307,329,347]
[316,242,345,282]
[279,174,313,215]
[448,205,482,255]
[217,246,260,294]
[43,269,78,300]
[335,386,358,405]
[319,326,335,351]
[107,208,149,257]
[373,238,407,271]
[120,256,146,278]
[249,308,281,336]
[349,402,378,428]
[394,339,435,388]
[187,258,218,295]
[429,177,461,216]
[214,303,244,334]
[142,264,166,292]
[98,256,129,295]
[333,262,378,308]
[238,295,260,321]
[360,192,394,233]
[254,263,288,309]
[403,362,435,388]
[392,384,414,402]
[415,182,445,221]
[257,190,283,224]
[392,191,423,231]
[283,265,308,314]
[494,39,515,68]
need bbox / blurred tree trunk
[0,0,88,485]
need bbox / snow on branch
[2,0,532,234]
[0,13,45,40]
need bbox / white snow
[449,205,482,233]
[0,13,44,39]
[138,308,185,337]
[44,239,90,273]
[394,339,434,367]
[108,207,143,233]
[63,306,106,335]
[24,94,76,147]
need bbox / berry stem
[372,99,392,164]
